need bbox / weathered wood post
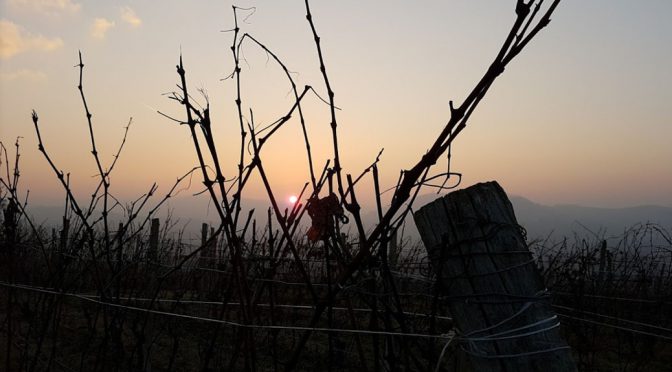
[414,181,576,371]
[201,223,209,248]
[59,216,69,252]
[597,239,607,284]
[148,218,159,261]
[199,223,209,268]
[388,229,399,268]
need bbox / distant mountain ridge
[508,196,672,240]
[398,194,672,243]
[17,194,672,244]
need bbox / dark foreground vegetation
[1,212,671,371]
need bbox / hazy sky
[1,0,671,211]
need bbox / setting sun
[289,195,298,204]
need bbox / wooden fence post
[597,240,607,284]
[201,223,209,248]
[148,218,159,261]
[389,229,399,268]
[413,181,576,371]
[200,223,219,267]
[59,216,69,252]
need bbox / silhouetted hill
[19,194,672,245]
[509,196,672,240]
[511,196,672,236]
[404,193,672,243]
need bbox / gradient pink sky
[1,0,670,209]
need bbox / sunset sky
[1,0,670,212]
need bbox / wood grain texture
[414,181,577,372]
